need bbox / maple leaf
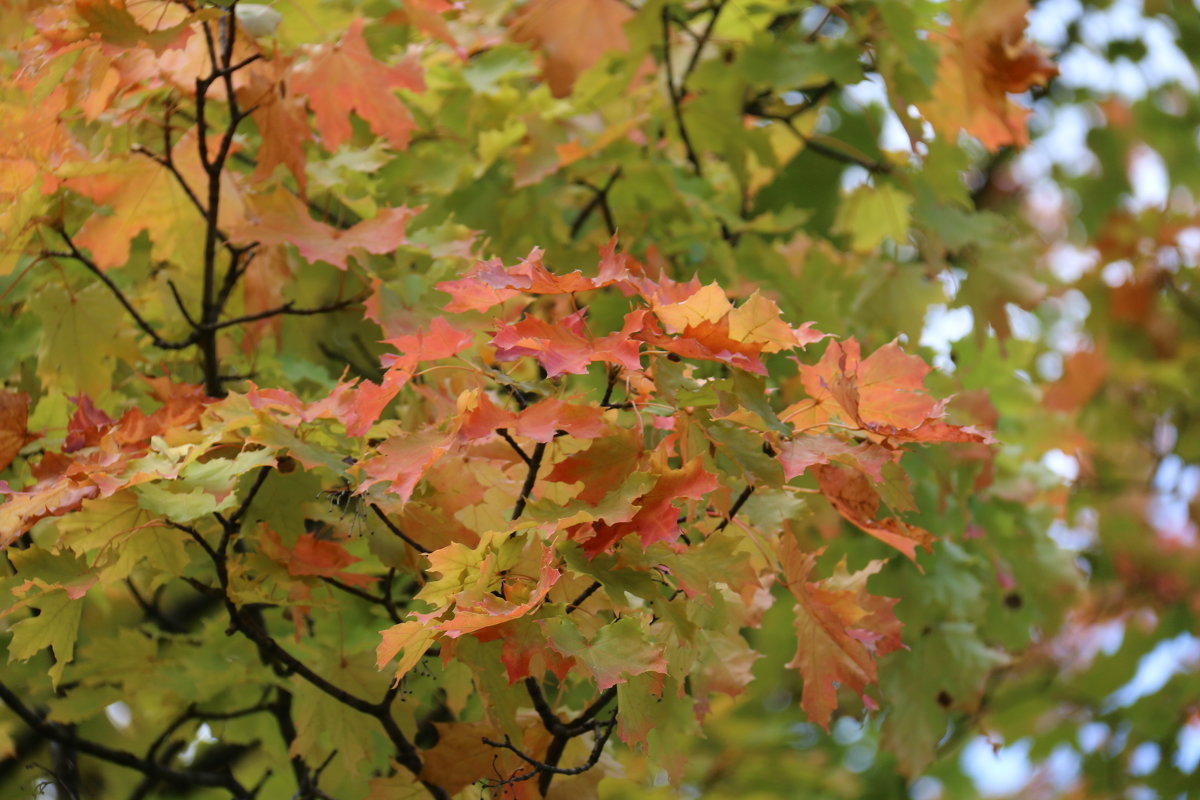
[5,588,85,688]
[778,538,902,729]
[512,398,610,442]
[383,0,463,55]
[456,389,516,442]
[75,0,207,54]
[812,463,934,562]
[546,427,645,506]
[418,721,516,795]
[341,318,474,436]
[376,619,439,684]
[509,0,634,97]
[236,56,311,196]
[355,431,450,502]
[29,282,141,397]
[495,618,575,683]
[491,310,598,377]
[64,146,212,269]
[63,394,114,452]
[0,390,31,473]
[238,244,294,353]
[291,18,425,151]
[541,615,667,691]
[921,0,1057,150]
[0,478,99,548]
[799,339,937,431]
[652,282,731,332]
[638,315,769,375]
[581,455,718,554]
[230,188,417,270]
[777,434,898,483]
[259,527,375,588]
[792,339,994,445]
[437,244,632,312]
[437,546,560,637]
[728,291,825,353]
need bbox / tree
[1,1,1197,798]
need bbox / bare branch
[0,680,252,797]
[44,232,195,350]
[206,295,365,333]
[369,503,431,554]
[715,484,754,532]
[511,442,547,520]
[498,428,533,465]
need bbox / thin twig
[369,503,431,554]
[566,581,601,614]
[498,429,533,465]
[481,717,616,789]
[569,168,622,239]
[0,681,252,797]
[511,442,547,520]
[206,296,364,333]
[715,484,754,532]
[167,280,201,330]
[661,8,703,176]
[45,235,192,350]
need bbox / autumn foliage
[2,1,1199,799]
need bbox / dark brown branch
[681,1,725,83]
[570,688,617,734]
[381,568,403,624]
[566,581,601,614]
[715,484,754,532]
[167,279,201,330]
[131,145,214,231]
[569,168,622,239]
[369,503,431,554]
[183,522,444,799]
[213,245,257,317]
[169,521,219,562]
[481,717,616,790]
[126,578,186,634]
[0,680,252,797]
[511,442,547,520]
[523,679,571,738]
[803,136,888,173]
[205,295,364,333]
[318,574,401,622]
[44,235,193,350]
[498,429,533,465]
[661,7,703,176]
[228,466,272,529]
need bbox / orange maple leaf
[778,538,903,729]
[812,463,934,563]
[291,18,425,151]
[0,391,31,474]
[921,0,1057,150]
[509,0,634,97]
[230,188,417,270]
[237,55,311,196]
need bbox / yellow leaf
[653,283,732,332]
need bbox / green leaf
[28,282,138,398]
[832,183,914,253]
[880,622,1010,775]
[7,590,84,687]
